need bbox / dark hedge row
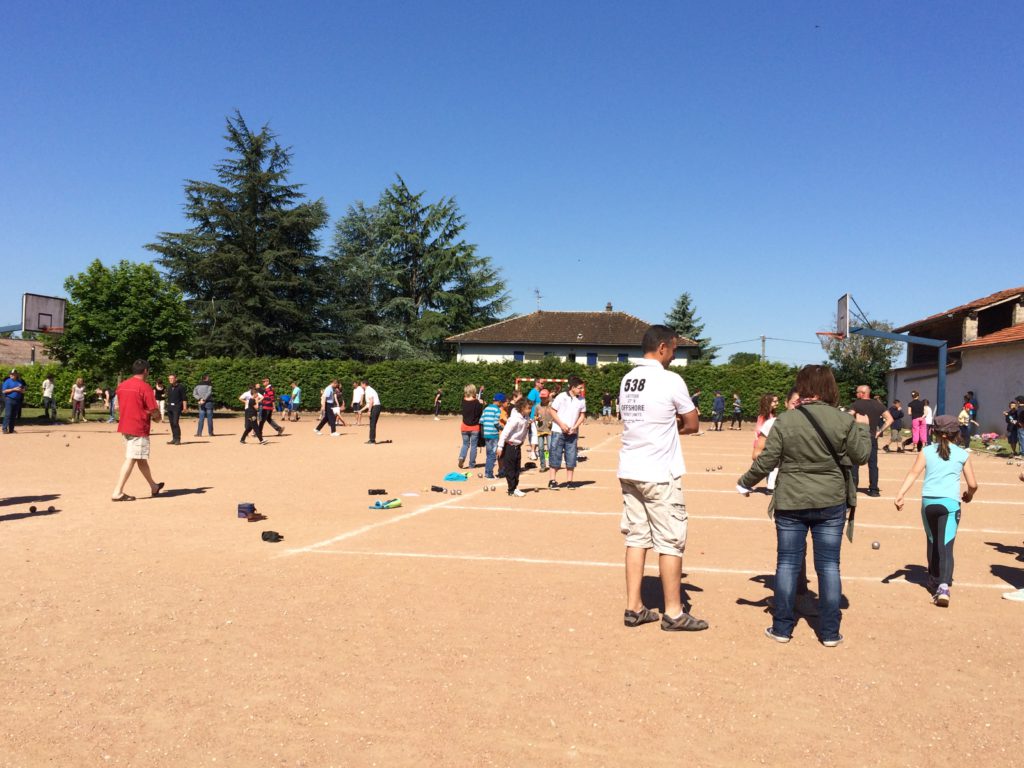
[12,358,806,420]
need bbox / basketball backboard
[836,293,850,338]
[22,293,66,333]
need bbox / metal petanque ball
[490,485,496,491]
[48,506,55,513]
[717,465,723,470]
[871,541,881,550]
[29,505,37,513]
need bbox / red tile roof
[895,286,1024,332]
[951,324,1024,351]
[446,311,697,347]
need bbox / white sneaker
[330,432,340,438]
[1002,588,1024,602]
[511,489,525,497]
[313,429,322,435]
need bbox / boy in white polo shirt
[618,325,707,632]
[547,376,588,489]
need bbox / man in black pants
[165,374,187,445]
[848,384,891,497]
[258,378,285,437]
[362,379,382,444]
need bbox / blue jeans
[459,430,479,467]
[483,436,498,477]
[773,503,846,641]
[196,403,215,435]
[548,431,578,469]
[3,397,20,432]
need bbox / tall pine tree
[146,112,332,357]
[327,176,508,360]
[665,291,718,360]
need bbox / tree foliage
[728,351,761,365]
[665,292,718,360]
[46,259,192,380]
[328,176,509,361]
[147,111,331,358]
[823,320,902,402]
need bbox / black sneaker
[548,480,558,489]
[867,489,881,498]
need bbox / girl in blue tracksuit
[894,414,979,607]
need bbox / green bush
[13,358,813,420]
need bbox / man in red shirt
[111,359,165,501]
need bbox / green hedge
[13,358,805,419]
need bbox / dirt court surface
[3,412,1023,767]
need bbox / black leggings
[730,413,742,428]
[241,413,263,442]
[923,499,961,586]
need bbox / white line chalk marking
[304,549,1012,590]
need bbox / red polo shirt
[116,376,157,437]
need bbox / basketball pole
[848,326,947,414]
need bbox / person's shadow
[640,574,704,613]
[156,486,212,498]
[985,541,1024,562]
[881,564,933,593]
[986,541,1024,589]
[0,493,60,508]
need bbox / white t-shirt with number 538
[617,358,695,482]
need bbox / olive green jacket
[740,401,871,511]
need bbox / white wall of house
[454,343,693,367]
[887,344,1024,433]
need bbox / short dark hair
[567,376,584,389]
[793,364,839,406]
[642,324,677,353]
[131,359,149,375]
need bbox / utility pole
[760,335,766,363]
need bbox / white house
[446,304,699,367]
[886,285,1024,432]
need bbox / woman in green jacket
[738,365,871,647]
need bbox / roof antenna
[534,288,542,312]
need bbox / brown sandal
[112,494,136,502]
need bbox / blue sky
[2,2,1021,365]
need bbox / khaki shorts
[619,477,687,556]
[122,434,151,460]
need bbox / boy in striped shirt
[480,393,505,479]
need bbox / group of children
[458,377,586,496]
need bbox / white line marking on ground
[442,504,1024,535]
[304,549,1012,590]
[281,432,625,556]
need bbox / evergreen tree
[46,259,192,379]
[146,112,331,357]
[327,176,509,360]
[665,292,718,360]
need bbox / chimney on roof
[963,311,979,343]
[605,302,613,312]
[1014,296,1024,326]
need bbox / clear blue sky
[3,1,1021,365]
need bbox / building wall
[455,343,693,367]
[887,343,1024,433]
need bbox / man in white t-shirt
[547,376,588,489]
[362,379,382,444]
[618,325,707,632]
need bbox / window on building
[567,353,576,363]
[617,352,629,363]
[513,350,524,362]
[586,352,598,366]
